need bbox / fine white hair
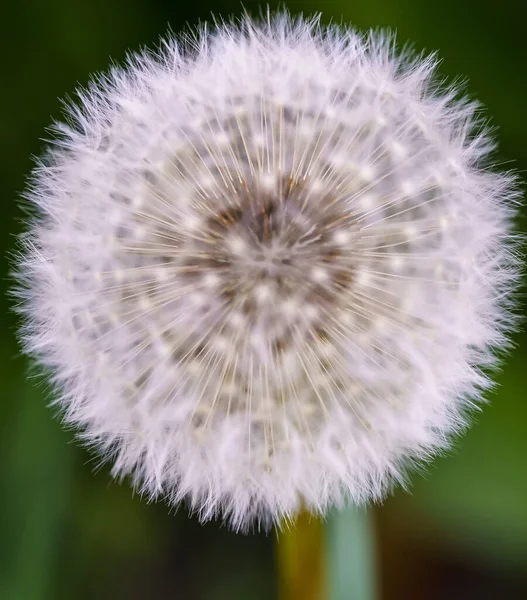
[15,12,521,530]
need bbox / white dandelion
[16,13,521,529]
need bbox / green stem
[325,506,377,600]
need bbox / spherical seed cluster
[16,14,520,529]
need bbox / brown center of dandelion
[175,174,355,352]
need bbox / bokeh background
[1,1,526,598]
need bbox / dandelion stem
[276,510,327,600]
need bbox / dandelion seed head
[16,12,521,530]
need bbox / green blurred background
[1,1,526,598]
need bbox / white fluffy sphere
[16,13,521,529]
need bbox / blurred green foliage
[1,1,526,598]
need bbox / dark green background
[1,1,526,598]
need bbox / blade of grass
[1,377,73,600]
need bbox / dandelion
[16,12,521,530]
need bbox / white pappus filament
[15,12,521,530]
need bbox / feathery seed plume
[15,13,521,529]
